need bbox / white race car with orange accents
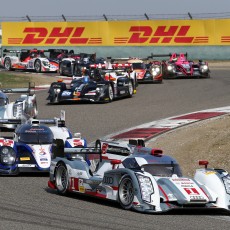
[1,49,59,73]
[48,139,230,213]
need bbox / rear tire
[55,163,69,195]
[59,63,64,76]
[4,58,12,71]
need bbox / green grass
[0,72,34,88]
[0,71,55,88]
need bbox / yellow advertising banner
[2,19,230,46]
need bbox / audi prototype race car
[0,83,38,130]
[48,139,230,213]
[112,57,162,83]
[161,53,210,79]
[0,111,87,175]
[1,49,59,73]
[47,67,135,104]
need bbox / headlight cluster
[42,61,50,66]
[167,65,175,72]
[13,102,23,118]
[200,65,209,72]
[54,88,61,94]
[0,146,16,165]
[96,87,104,96]
[223,175,230,194]
[151,66,161,76]
[136,174,154,203]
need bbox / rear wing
[1,82,35,96]
[34,110,66,127]
[0,110,66,128]
[3,49,21,54]
[147,53,188,59]
[52,138,102,160]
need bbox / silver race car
[0,83,38,130]
[48,139,230,213]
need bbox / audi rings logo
[103,176,113,184]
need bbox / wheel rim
[4,59,11,70]
[35,61,41,72]
[128,82,133,95]
[108,85,114,101]
[119,177,134,206]
[56,165,68,192]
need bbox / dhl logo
[114,26,208,44]
[7,25,211,45]
[9,27,102,45]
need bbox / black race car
[58,52,105,77]
[47,69,134,104]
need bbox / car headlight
[0,146,16,165]
[54,88,61,93]
[151,66,161,76]
[13,102,23,118]
[136,174,154,203]
[200,65,209,72]
[223,175,230,194]
[42,61,49,66]
[167,65,173,71]
[96,87,105,96]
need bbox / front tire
[55,163,69,195]
[127,81,133,98]
[118,175,134,210]
[107,84,114,102]
[34,60,41,73]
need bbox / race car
[161,53,210,79]
[1,49,59,73]
[0,110,87,175]
[0,83,38,130]
[47,68,135,104]
[58,51,104,77]
[48,139,230,213]
[112,57,162,83]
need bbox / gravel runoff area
[147,114,230,177]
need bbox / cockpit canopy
[16,124,54,144]
[122,155,183,177]
[0,93,9,106]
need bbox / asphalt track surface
[1,67,230,229]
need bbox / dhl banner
[2,19,230,46]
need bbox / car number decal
[62,91,71,96]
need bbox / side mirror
[199,160,209,169]
[110,159,122,169]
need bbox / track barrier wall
[1,19,230,59]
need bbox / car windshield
[0,98,6,106]
[142,163,183,177]
[132,63,145,69]
[18,126,54,144]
